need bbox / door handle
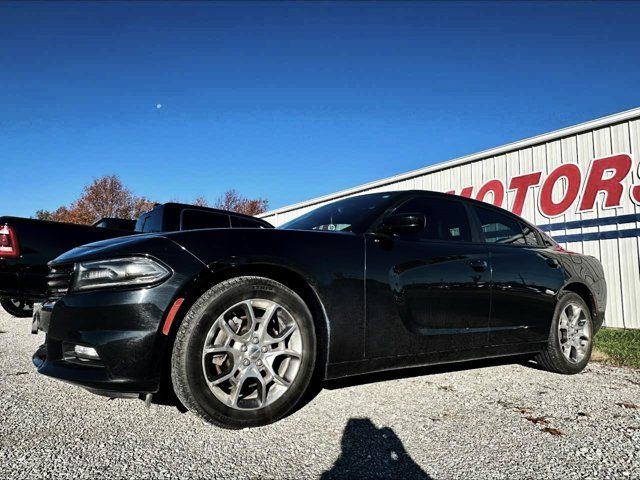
[546,258,560,268]
[470,260,488,272]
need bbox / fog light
[74,345,100,361]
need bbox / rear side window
[474,206,531,245]
[393,196,472,242]
[539,230,558,248]
[181,210,230,230]
[231,216,266,228]
[521,223,542,246]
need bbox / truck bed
[0,216,132,300]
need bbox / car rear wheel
[1,298,33,318]
[535,292,593,374]
[171,276,317,429]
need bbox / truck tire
[1,298,33,318]
[171,276,317,429]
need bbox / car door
[471,205,565,346]
[365,194,492,360]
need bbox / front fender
[163,229,366,366]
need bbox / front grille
[47,264,75,299]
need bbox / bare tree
[214,189,269,216]
[192,196,210,207]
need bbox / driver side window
[393,196,472,242]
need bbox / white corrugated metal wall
[260,108,640,329]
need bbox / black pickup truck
[0,203,272,317]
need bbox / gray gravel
[1,310,639,479]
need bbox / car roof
[377,189,541,231]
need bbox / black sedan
[33,191,607,429]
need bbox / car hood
[158,226,360,267]
[51,227,358,267]
[51,233,164,264]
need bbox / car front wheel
[535,292,593,374]
[171,276,317,429]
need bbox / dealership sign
[447,154,640,218]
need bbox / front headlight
[72,257,171,292]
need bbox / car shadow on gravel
[321,417,432,479]
[282,356,534,420]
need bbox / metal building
[260,107,640,329]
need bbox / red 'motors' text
[447,154,638,218]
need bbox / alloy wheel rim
[201,299,302,410]
[557,302,591,364]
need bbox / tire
[171,276,317,429]
[535,292,593,374]
[1,298,33,318]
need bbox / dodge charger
[32,191,607,429]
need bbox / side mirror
[377,213,425,235]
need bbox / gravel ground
[1,310,639,480]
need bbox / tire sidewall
[173,277,317,428]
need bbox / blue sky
[2,1,640,217]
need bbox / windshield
[279,193,398,233]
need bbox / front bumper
[32,237,205,396]
[33,288,175,395]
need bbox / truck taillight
[0,224,19,258]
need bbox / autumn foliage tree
[36,175,156,225]
[35,176,269,224]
